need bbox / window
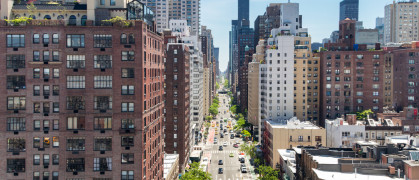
[67,76,85,89]
[110,0,116,6]
[404,126,410,132]
[94,76,112,89]
[53,137,59,147]
[52,172,58,180]
[7,96,26,110]
[100,0,105,5]
[121,102,134,112]
[94,158,112,171]
[7,76,25,89]
[94,96,112,110]
[33,34,40,44]
[298,136,303,142]
[121,136,134,146]
[122,68,135,78]
[67,55,85,68]
[34,121,40,131]
[53,85,59,96]
[67,35,85,48]
[373,92,379,96]
[122,85,135,95]
[357,54,364,59]
[121,171,134,180]
[94,117,112,130]
[122,51,135,61]
[122,153,134,164]
[52,51,59,61]
[53,120,59,130]
[94,137,112,151]
[52,34,59,44]
[43,34,49,44]
[315,136,322,142]
[7,34,25,47]
[42,85,50,96]
[33,51,40,61]
[66,158,85,172]
[7,159,25,172]
[34,172,40,180]
[66,137,85,151]
[7,138,25,152]
[7,117,25,131]
[67,117,85,130]
[52,154,59,165]
[94,35,112,48]
[66,96,85,110]
[6,54,25,69]
[94,55,112,69]
[43,154,50,165]
[43,68,50,79]
[53,102,59,113]
[43,102,50,113]
[122,119,134,129]
[33,68,40,78]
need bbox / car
[230,130,234,133]
[241,167,247,173]
[219,146,223,151]
[218,160,223,165]
[230,134,234,139]
[223,142,228,147]
[202,157,208,163]
[240,158,245,163]
[229,153,234,157]
[240,164,246,169]
[233,144,239,148]
[218,168,223,174]
[223,129,227,133]
[220,134,224,138]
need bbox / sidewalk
[246,155,257,179]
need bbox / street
[201,84,256,180]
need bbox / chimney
[346,114,357,125]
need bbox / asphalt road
[203,87,255,180]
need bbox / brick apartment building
[320,19,388,126]
[0,1,164,180]
[163,33,191,173]
[238,47,253,113]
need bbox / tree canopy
[181,162,212,180]
[357,109,374,120]
[257,165,280,180]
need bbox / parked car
[219,146,223,151]
[233,144,239,148]
[241,167,247,173]
[240,158,245,163]
[218,160,223,165]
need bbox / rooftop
[404,160,419,167]
[278,149,297,173]
[163,154,179,179]
[312,169,403,180]
[267,117,321,130]
[312,155,340,164]
[12,3,87,10]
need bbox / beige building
[263,118,326,168]
[164,154,179,180]
[384,1,419,44]
[203,68,210,116]
[293,29,320,125]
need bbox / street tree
[181,162,212,180]
[257,165,280,180]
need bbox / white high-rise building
[259,27,295,125]
[141,0,200,35]
[384,1,419,44]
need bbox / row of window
[8,136,135,151]
[325,54,380,60]
[7,117,134,132]
[7,96,135,112]
[6,34,135,48]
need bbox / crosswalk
[208,150,238,154]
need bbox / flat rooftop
[404,160,419,167]
[163,154,179,179]
[267,118,321,130]
[312,155,340,165]
[312,169,403,180]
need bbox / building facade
[384,0,419,44]
[164,38,191,173]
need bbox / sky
[201,0,397,72]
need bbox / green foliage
[242,130,251,137]
[205,116,213,121]
[216,82,220,90]
[357,109,373,120]
[320,47,328,52]
[204,122,211,128]
[239,141,257,159]
[181,162,212,180]
[6,17,32,25]
[102,16,132,27]
[257,165,280,180]
[230,105,237,114]
[209,103,218,117]
[223,80,229,88]
[227,91,232,96]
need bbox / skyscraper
[238,0,250,23]
[384,1,419,44]
[339,0,359,21]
